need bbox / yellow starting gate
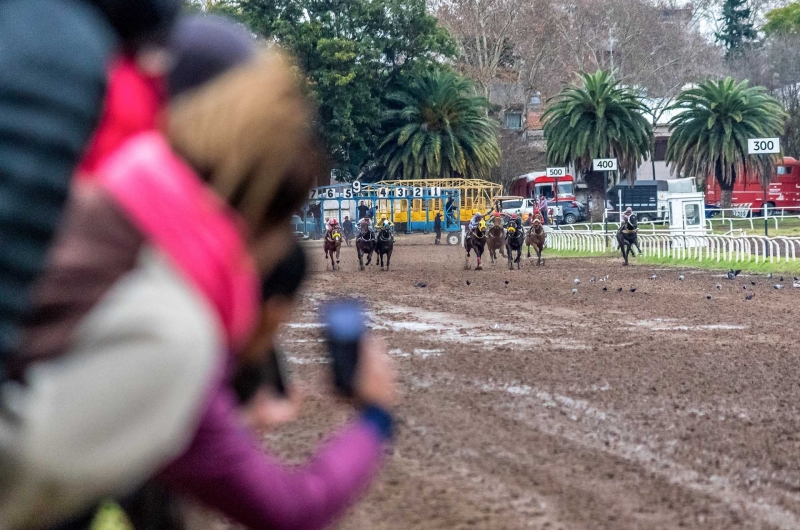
[378,178,502,224]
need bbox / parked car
[705,203,721,218]
[548,198,587,224]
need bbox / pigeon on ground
[504,280,509,285]
[617,287,623,293]
[794,277,799,282]
[414,282,427,288]
[793,281,800,289]
[630,288,637,293]
[780,276,784,282]
[572,288,578,295]
[767,273,773,279]
[650,274,658,280]
[751,281,757,286]
[726,269,742,280]
[745,293,755,300]
[743,285,747,290]
[574,278,581,285]
[774,284,784,290]
[590,276,597,282]
[678,274,685,281]
[706,294,712,300]
[716,284,722,290]
[602,287,608,292]
[466,280,471,286]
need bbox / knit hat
[168,15,256,99]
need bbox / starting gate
[302,181,462,237]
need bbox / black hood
[87,0,180,46]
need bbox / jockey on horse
[357,216,374,240]
[376,213,394,240]
[617,207,642,266]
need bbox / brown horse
[324,228,342,270]
[486,220,506,263]
[525,219,546,265]
[464,221,487,270]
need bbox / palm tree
[377,70,500,181]
[543,70,653,221]
[666,77,787,209]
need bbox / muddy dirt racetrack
[230,235,800,530]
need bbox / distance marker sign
[546,167,567,178]
[748,138,781,155]
[593,158,618,171]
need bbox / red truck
[510,172,577,200]
[705,156,800,214]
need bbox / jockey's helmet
[511,213,518,219]
[330,219,339,225]
[493,212,500,218]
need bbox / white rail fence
[546,230,800,264]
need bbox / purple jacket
[158,379,389,530]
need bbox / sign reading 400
[592,158,618,171]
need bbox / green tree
[234,0,454,179]
[666,78,787,209]
[763,2,800,36]
[715,0,758,59]
[542,70,653,221]
[376,70,500,181]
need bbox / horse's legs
[506,244,513,270]
[386,249,392,271]
[526,242,531,258]
[516,248,522,269]
[336,246,341,266]
[475,249,482,270]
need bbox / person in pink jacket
[10,16,396,530]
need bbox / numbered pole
[546,167,566,178]
[593,159,618,246]
[748,138,781,236]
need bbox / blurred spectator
[358,201,369,219]
[0,0,179,365]
[434,212,442,244]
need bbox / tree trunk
[584,170,606,222]
[717,160,735,210]
[720,188,733,210]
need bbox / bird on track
[572,288,578,295]
[767,273,773,279]
[774,284,784,290]
[745,293,755,300]
[630,288,637,293]
[716,284,722,290]
[574,278,580,285]
[678,274,685,281]
[602,287,608,292]
[726,269,742,280]
[650,274,658,280]
[706,294,712,300]
[617,287,623,293]
[590,276,597,282]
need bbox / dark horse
[525,219,546,265]
[324,228,342,270]
[464,222,487,270]
[486,222,506,263]
[617,215,642,266]
[356,227,376,271]
[505,223,525,270]
[376,225,394,271]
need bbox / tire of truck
[764,202,776,217]
[639,213,652,223]
[564,213,577,224]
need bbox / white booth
[668,192,707,247]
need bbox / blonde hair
[167,51,326,234]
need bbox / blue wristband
[361,405,394,441]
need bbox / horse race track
[251,235,800,529]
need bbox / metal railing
[545,229,800,264]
